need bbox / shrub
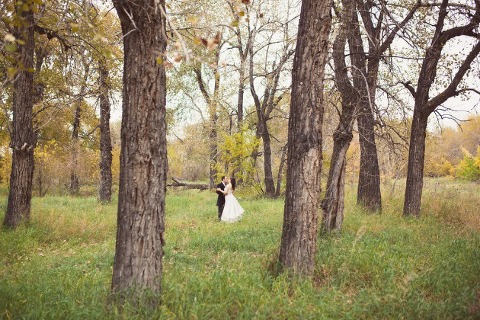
[456,147,480,181]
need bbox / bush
[456,147,480,181]
[425,157,455,177]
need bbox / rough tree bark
[278,0,332,276]
[4,3,36,228]
[404,0,480,217]
[98,64,112,203]
[404,111,429,216]
[321,0,357,233]
[111,0,168,302]
[348,0,381,213]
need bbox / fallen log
[167,177,209,190]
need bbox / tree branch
[427,41,480,113]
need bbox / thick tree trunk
[340,0,382,213]
[403,108,429,217]
[4,6,36,229]
[99,65,112,203]
[347,0,382,213]
[278,0,331,277]
[111,0,167,302]
[356,106,382,212]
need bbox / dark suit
[216,182,226,219]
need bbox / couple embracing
[216,176,244,222]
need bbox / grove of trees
[1,0,479,306]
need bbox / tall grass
[0,180,479,319]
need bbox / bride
[217,177,244,222]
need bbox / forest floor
[0,177,479,319]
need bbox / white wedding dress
[221,183,244,222]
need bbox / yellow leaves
[193,37,202,46]
[70,23,80,33]
[156,56,173,69]
[187,16,199,25]
[92,33,108,43]
[31,4,40,13]
[21,3,31,12]
[7,67,17,79]
[6,3,15,12]
[456,148,480,181]
[229,0,256,28]
[475,146,480,169]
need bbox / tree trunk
[111,0,168,302]
[36,159,47,197]
[194,56,221,189]
[347,0,382,213]
[278,0,331,277]
[261,121,276,197]
[275,145,287,197]
[321,129,352,232]
[404,111,429,217]
[99,64,112,203]
[70,104,81,194]
[209,116,218,189]
[322,0,357,233]
[249,43,292,198]
[402,0,480,217]
[356,106,382,212]
[236,62,245,127]
[70,57,89,195]
[4,5,36,229]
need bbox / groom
[216,176,227,220]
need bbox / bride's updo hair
[231,177,236,190]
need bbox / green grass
[1,180,479,319]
